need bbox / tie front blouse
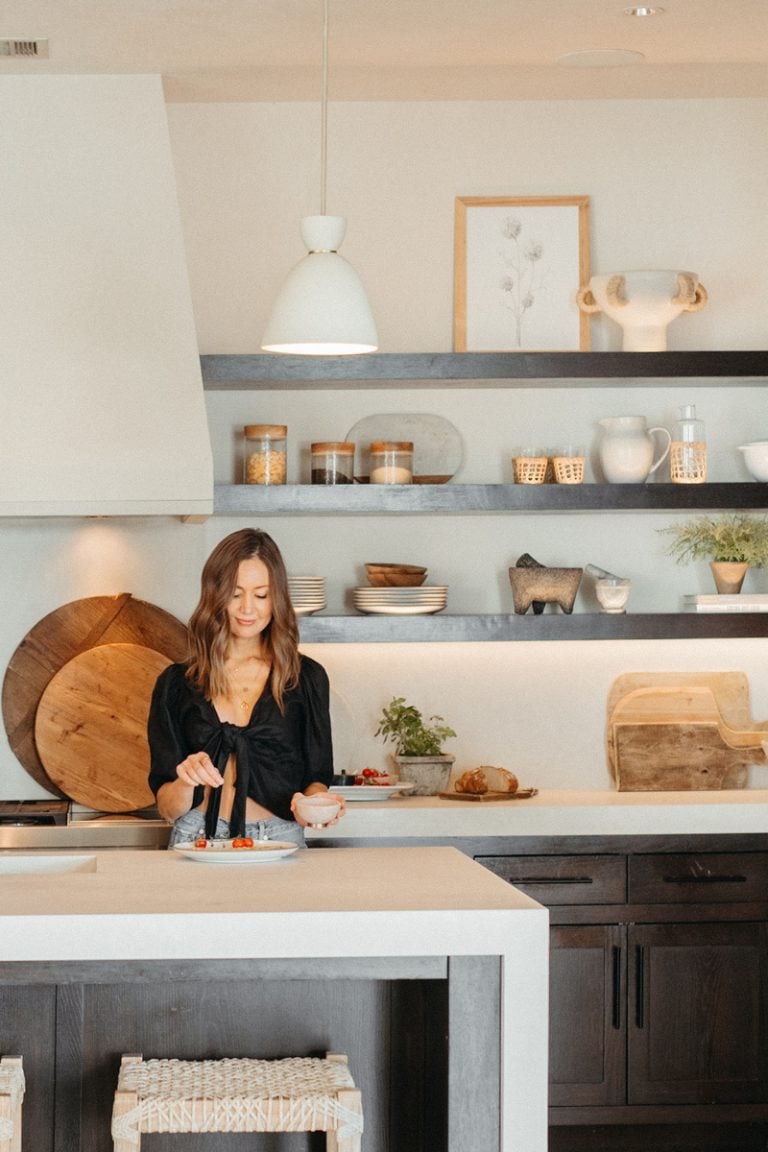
[147,655,334,839]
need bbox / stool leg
[112,1055,142,1152]
[327,1086,363,1152]
[0,1057,23,1152]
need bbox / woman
[148,528,344,847]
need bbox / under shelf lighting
[260,0,378,356]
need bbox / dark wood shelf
[297,612,768,643]
[214,482,768,515]
[201,350,768,389]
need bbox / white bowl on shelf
[738,442,768,482]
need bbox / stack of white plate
[352,586,448,616]
[288,575,326,616]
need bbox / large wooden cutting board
[34,643,170,812]
[606,671,768,791]
[2,594,188,794]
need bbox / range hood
[0,75,212,517]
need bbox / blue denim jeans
[168,809,305,849]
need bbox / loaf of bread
[454,767,487,794]
[455,765,519,794]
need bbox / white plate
[332,783,416,801]
[173,839,299,863]
[345,413,463,483]
[353,586,448,598]
[354,604,446,616]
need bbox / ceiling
[1,0,767,103]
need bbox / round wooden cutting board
[34,643,171,812]
[2,593,188,795]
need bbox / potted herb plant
[659,512,768,594]
[375,696,457,795]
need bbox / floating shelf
[201,350,768,390]
[214,482,768,516]
[297,612,768,643]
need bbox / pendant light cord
[320,0,329,216]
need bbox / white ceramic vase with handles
[577,270,708,351]
[598,416,672,484]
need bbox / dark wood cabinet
[474,838,768,1143]
[628,920,768,1107]
[549,924,625,1108]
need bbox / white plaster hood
[0,75,212,517]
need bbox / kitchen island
[0,844,548,1152]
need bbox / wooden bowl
[366,570,427,587]
[365,563,428,587]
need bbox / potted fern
[375,696,457,795]
[659,512,768,594]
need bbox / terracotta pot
[710,561,749,595]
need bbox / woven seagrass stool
[111,1051,363,1150]
[0,1057,25,1152]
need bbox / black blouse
[147,655,334,838]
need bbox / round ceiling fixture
[624,6,665,14]
[557,48,645,68]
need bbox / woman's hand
[175,752,224,789]
[290,789,346,828]
[157,753,224,824]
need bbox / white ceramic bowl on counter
[738,442,768,482]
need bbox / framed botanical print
[454,195,590,351]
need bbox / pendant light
[260,0,378,355]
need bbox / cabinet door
[628,921,768,1105]
[549,924,626,1107]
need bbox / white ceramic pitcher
[598,416,672,484]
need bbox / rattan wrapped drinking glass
[513,455,548,484]
[552,455,586,484]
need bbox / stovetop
[0,800,169,849]
[0,800,69,826]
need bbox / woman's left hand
[290,790,346,828]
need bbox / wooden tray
[439,788,538,802]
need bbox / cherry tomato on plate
[194,838,208,848]
[232,836,254,849]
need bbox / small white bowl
[738,442,768,482]
[294,794,341,828]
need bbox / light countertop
[307,788,768,840]
[0,844,543,962]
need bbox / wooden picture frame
[454,195,590,352]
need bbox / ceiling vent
[0,38,49,58]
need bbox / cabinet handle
[611,945,622,1030]
[662,873,746,885]
[635,945,645,1029]
[513,876,594,886]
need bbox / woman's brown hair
[186,528,299,711]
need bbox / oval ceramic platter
[345,413,463,483]
[332,783,415,802]
[173,840,299,863]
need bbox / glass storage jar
[243,424,287,485]
[369,441,413,484]
[310,441,355,485]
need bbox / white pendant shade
[261,215,378,356]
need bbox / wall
[2,96,767,800]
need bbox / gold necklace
[226,655,268,715]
